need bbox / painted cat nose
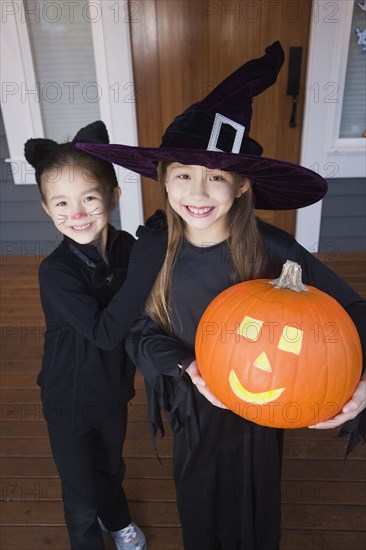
[71,212,87,220]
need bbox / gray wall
[319,178,366,253]
[0,109,120,259]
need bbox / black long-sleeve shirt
[38,223,167,427]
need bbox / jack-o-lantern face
[228,315,304,405]
[195,262,362,429]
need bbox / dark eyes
[176,174,226,182]
[55,196,97,207]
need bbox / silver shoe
[98,519,147,550]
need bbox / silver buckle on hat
[207,113,245,154]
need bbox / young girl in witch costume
[78,43,366,550]
[24,121,167,550]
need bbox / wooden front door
[128,0,312,234]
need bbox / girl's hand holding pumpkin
[309,374,366,429]
[184,360,228,409]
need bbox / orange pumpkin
[195,261,362,428]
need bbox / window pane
[25,0,100,142]
[339,2,366,138]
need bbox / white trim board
[0,0,44,185]
[297,0,365,252]
[89,0,143,232]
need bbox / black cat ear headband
[24,120,110,186]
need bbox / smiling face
[41,164,120,255]
[164,163,248,245]
[228,314,304,405]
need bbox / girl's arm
[285,235,366,452]
[125,316,226,411]
[308,373,366,429]
[306,298,366,434]
[125,314,194,378]
[39,228,167,350]
[184,360,228,408]
[126,314,196,436]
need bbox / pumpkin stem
[270,260,309,292]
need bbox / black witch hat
[77,43,327,210]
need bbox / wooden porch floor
[1,253,365,549]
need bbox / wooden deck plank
[0,501,181,526]
[0,526,184,550]
[1,477,365,506]
[1,457,364,482]
[1,431,365,460]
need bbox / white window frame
[296,0,365,252]
[1,0,143,233]
[1,0,43,184]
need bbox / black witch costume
[77,44,365,549]
[24,121,167,549]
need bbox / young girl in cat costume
[25,121,167,549]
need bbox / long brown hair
[146,162,267,331]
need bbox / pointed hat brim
[76,42,327,210]
[77,142,327,210]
